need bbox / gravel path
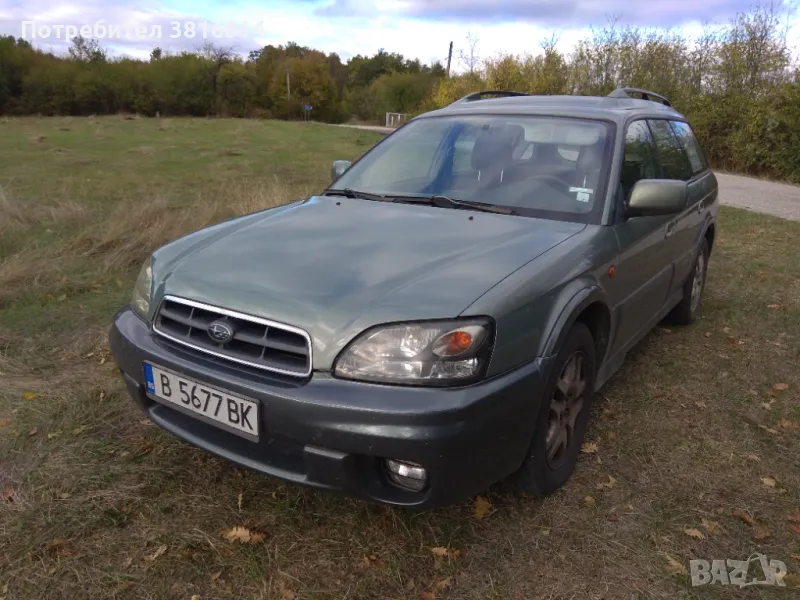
[336,125,800,221]
[716,172,800,221]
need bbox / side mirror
[331,160,352,182]
[627,179,688,217]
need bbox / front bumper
[109,306,550,508]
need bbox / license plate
[143,363,259,440]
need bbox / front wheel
[511,322,597,496]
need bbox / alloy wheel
[546,351,587,470]
[690,252,706,313]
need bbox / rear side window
[647,119,693,181]
[669,121,708,175]
[621,120,658,198]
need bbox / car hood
[155,196,585,369]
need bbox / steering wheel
[525,173,574,190]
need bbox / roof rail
[608,87,672,107]
[452,90,529,105]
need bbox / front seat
[470,125,515,187]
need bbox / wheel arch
[540,287,612,371]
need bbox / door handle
[665,222,676,238]
[697,201,704,213]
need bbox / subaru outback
[109,87,718,508]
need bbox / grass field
[1,116,799,600]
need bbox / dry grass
[1,117,798,600]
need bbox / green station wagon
[109,87,718,508]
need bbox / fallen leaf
[773,383,789,391]
[761,402,773,410]
[779,418,800,430]
[29,426,38,436]
[784,574,800,588]
[473,496,492,520]
[684,528,705,540]
[733,510,757,527]
[761,477,777,488]
[540,528,550,535]
[694,401,707,409]
[144,544,167,562]
[71,425,90,436]
[421,592,436,600]
[753,526,771,541]
[789,511,800,523]
[58,492,71,500]
[0,418,11,427]
[280,588,296,600]
[435,577,452,590]
[237,492,243,511]
[584,495,596,507]
[663,553,687,575]
[581,442,599,454]
[1,486,15,502]
[790,524,800,535]
[47,539,68,551]
[221,526,264,544]
[47,432,60,440]
[767,304,785,310]
[607,431,617,439]
[607,514,620,522]
[704,331,712,338]
[430,547,449,557]
[624,504,634,510]
[210,571,222,584]
[83,352,94,359]
[745,453,761,461]
[701,519,722,533]
[23,392,37,400]
[99,390,106,401]
[596,475,616,490]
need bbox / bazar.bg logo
[690,554,787,587]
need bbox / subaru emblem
[207,320,234,344]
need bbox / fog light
[385,459,428,492]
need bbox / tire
[667,238,709,326]
[511,321,597,496]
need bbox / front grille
[153,296,312,377]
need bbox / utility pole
[446,41,453,77]
[286,66,291,99]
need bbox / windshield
[329,115,614,223]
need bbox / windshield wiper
[392,195,517,215]
[323,188,388,202]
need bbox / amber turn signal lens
[432,326,485,358]
[446,331,473,353]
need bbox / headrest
[471,125,515,171]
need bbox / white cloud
[2,0,798,64]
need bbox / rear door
[607,120,675,354]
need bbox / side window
[669,121,708,175]
[647,119,694,181]
[452,125,479,173]
[621,120,658,198]
[358,124,445,188]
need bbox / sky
[1,0,799,67]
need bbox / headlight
[333,318,494,386]
[131,257,153,321]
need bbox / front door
[606,120,675,355]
